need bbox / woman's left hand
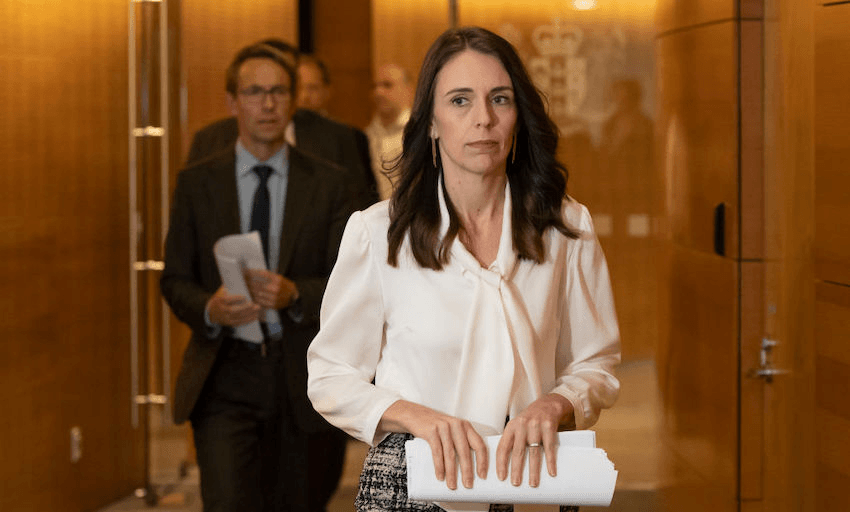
[495,393,574,487]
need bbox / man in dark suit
[186,41,378,212]
[161,42,352,512]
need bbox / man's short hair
[257,38,299,66]
[225,42,297,96]
[299,54,331,86]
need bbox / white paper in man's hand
[213,231,267,343]
[405,430,617,510]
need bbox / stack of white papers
[405,430,617,507]
[213,232,267,343]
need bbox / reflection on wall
[502,19,653,147]
[464,11,658,360]
[371,0,450,87]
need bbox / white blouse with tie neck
[307,181,621,448]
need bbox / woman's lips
[467,140,498,149]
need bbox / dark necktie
[250,165,273,264]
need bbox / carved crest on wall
[499,19,649,143]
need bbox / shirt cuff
[286,295,304,324]
[204,305,222,339]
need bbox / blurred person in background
[365,62,413,200]
[164,42,353,512]
[296,54,332,116]
[187,39,378,210]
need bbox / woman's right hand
[379,400,488,490]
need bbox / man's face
[227,58,293,148]
[296,61,330,112]
[372,65,410,119]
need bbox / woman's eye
[451,96,469,106]
[493,95,513,105]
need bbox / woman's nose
[474,101,495,128]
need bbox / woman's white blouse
[307,185,621,447]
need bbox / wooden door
[759,2,850,511]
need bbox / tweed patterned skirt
[355,433,579,512]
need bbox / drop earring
[511,132,517,164]
[432,137,437,168]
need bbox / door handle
[747,338,790,383]
[747,367,790,381]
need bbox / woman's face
[431,49,517,179]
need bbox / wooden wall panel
[814,3,850,285]
[180,0,297,161]
[814,281,850,512]
[656,0,764,34]
[371,0,449,90]
[656,246,739,511]
[815,282,850,367]
[812,3,850,508]
[0,0,145,510]
[740,261,765,500]
[815,410,850,511]
[655,0,734,34]
[741,20,765,260]
[459,0,656,27]
[760,0,817,510]
[817,463,850,512]
[313,0,372,128]
[657,22,739,258]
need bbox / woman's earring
[432,137,437,168]
[511,132,517,164]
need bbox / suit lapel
[278,148,316,273]
[292,109,321,157]
[204,148,241,239]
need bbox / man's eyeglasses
[238,86,290,104]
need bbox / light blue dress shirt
[204,142,290,339]
[235,141,288,334]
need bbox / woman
[307,26,620,512]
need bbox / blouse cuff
[550,377,597,430]
[361,392,406,447]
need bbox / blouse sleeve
[306,210,404,445]
[550,204,622,430]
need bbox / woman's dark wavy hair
[387,26,577,269]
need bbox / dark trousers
[191,337,347,512]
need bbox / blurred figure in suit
[166,42,353,512]
[187,39,379,211]
[296,54,332,116]
[365,63,413,200]
[599,79,654,226]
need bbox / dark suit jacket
[186,110,379,210]
[161,145,354,431]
